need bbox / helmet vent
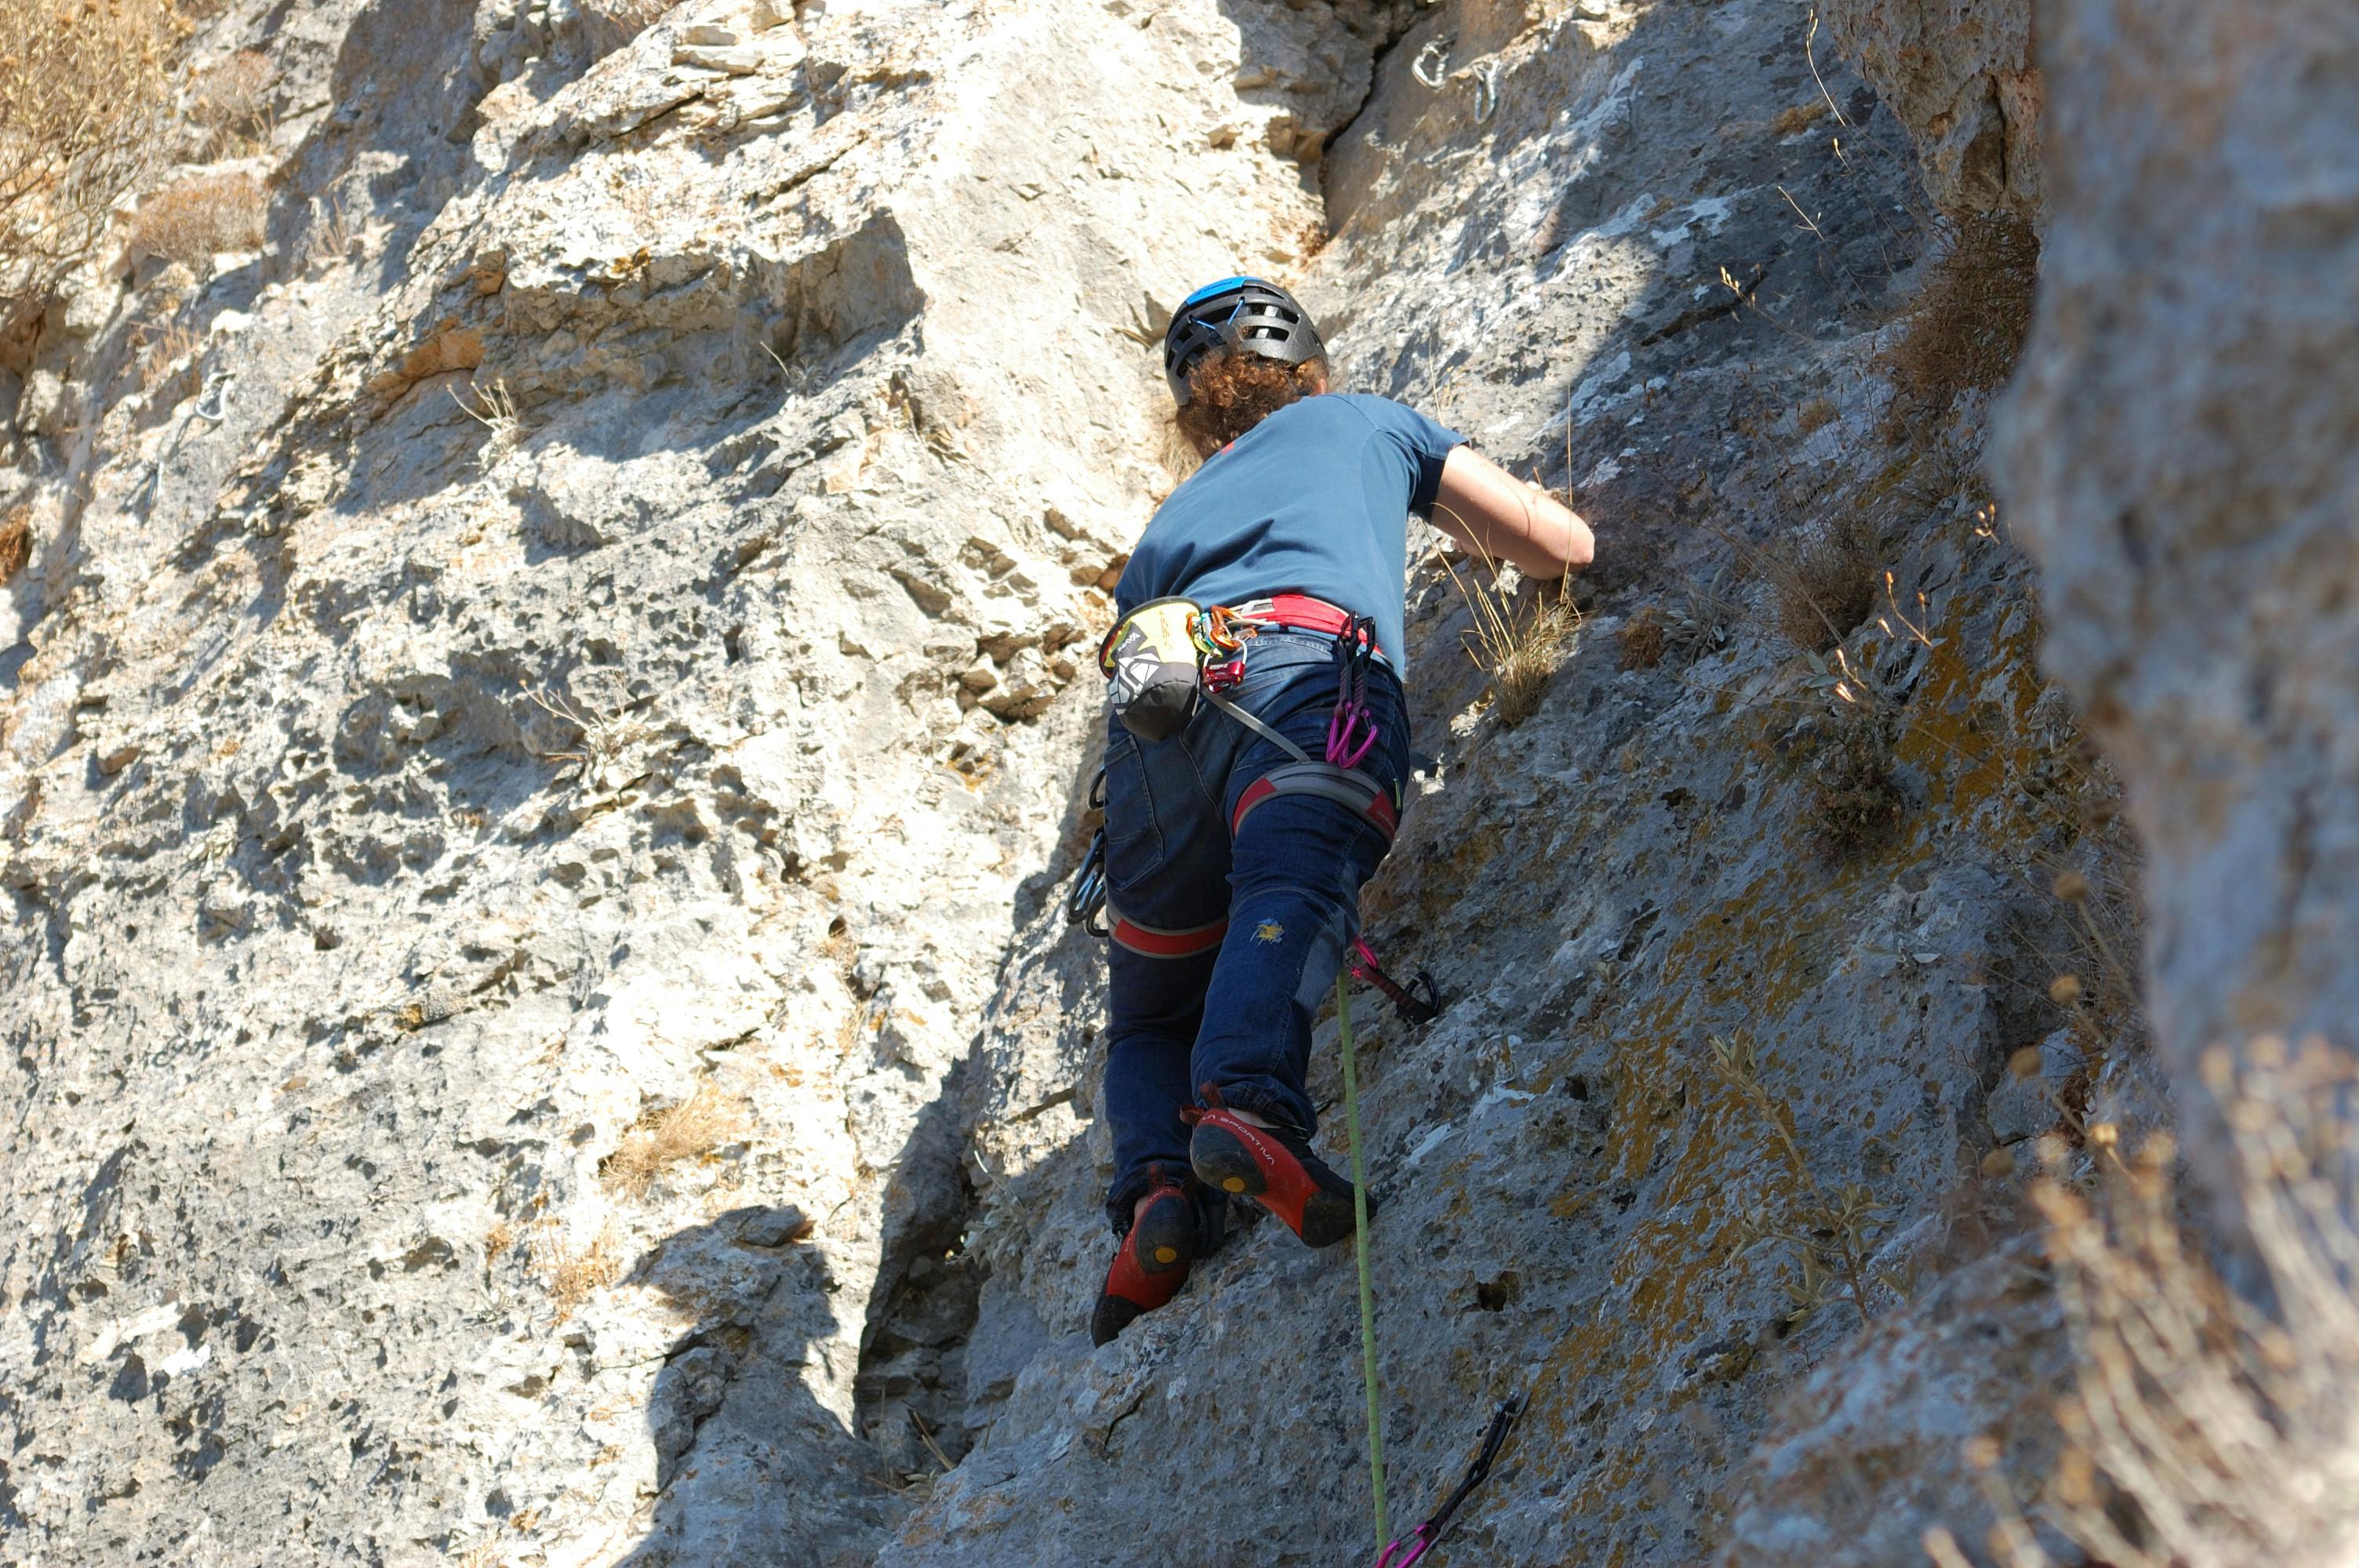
[1161,278,1325,406]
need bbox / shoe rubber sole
[1189,1119,1360,1248]
[1091,1189,1198,1347]
[1131,1190,1196,1275]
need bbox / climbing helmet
[1161,276,1325,406]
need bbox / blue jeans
[1100,629,1411,1232]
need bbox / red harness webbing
[1232,761,1399,843]
[1108,909,1228,960]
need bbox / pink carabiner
[1373,1526,1437,1568]
[1327,702,1379,769]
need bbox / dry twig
[0,0,184,318]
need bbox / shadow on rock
[617,1203,904,1568]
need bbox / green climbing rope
[1336,974,1388,1554]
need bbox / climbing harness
[1075,608,1467,1555]
[1336,974,1388,1555]
[1372,1393,1527,1567]
[1075,597,1448,1018]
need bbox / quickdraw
[1190,603,1251,659]
[1373,1393,1525,1568]
[1327,612,1382,770]
[1065,763,1110,935]
[1349,936,1443,1027]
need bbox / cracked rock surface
[0,0,2190,1563]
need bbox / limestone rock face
[1998,1,2359,1203]
[0,0,1384,1558]
[1819,0,2042,219]
[0,0,2161,1563]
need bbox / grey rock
[6,0,2322,1560]
[1999,0,2359,1240]
[1819,0,2042,219]
[736,1204,812,1248]
[1985,1027,2082,1145]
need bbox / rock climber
[1090,277,1594,1345]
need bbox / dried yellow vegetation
[1884,212,2040,419]
[124,169,267,269]
[602,1082,749,1198]
[0,506,29,583]
[532,1216,625,1319]
[0,0,186,318]
[1430,521,1578,729]
[187,48,273,147]
[1933,1043,2359,1568]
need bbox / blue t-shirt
[1116,393,1466,667]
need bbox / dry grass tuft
[135,316,202,391]
[603,1082,749,1198]
[533,1216,626,1318]
[0,0,184,318]
[299,194,357,271]
[1617,605,1668,671]
[2038,855,2149,1069]
[1884,212,2040,417]
[1431,521,1579,728]
[124,170,267,270]
[1710,1029,1900,1329]
[1934,1041,2359,1568]
[1793,394,1837,437]
[526,684,649,793]
[0,506,29,583]
[187,49,274,149]
[452,376,524,468]
[1766,511,1881,652]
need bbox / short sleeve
[1361,397,1466,516]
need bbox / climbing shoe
[1183,1087,1365,1248]
[1091,1174,1201,1347]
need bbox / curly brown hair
[1172,352,1329,458]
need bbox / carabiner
[1067,764,1110,935]
[1328,702,1380,768]
[1372,1394,1525,1566]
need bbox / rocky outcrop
[885,0,2142,1562]
[1999,2,2359,1211]
[0,0,2204,1563]
[0,0,1390,1558]
[1819,0,2041,220]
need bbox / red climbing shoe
[1091,1175,1201,1347]
[1183,1087,1364,1248]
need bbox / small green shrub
[1805,704,1905,857]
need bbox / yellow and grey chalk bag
[1096,597,1211,742]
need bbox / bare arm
[1428,445,1595,579]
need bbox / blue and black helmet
[1162,276,1326,406]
